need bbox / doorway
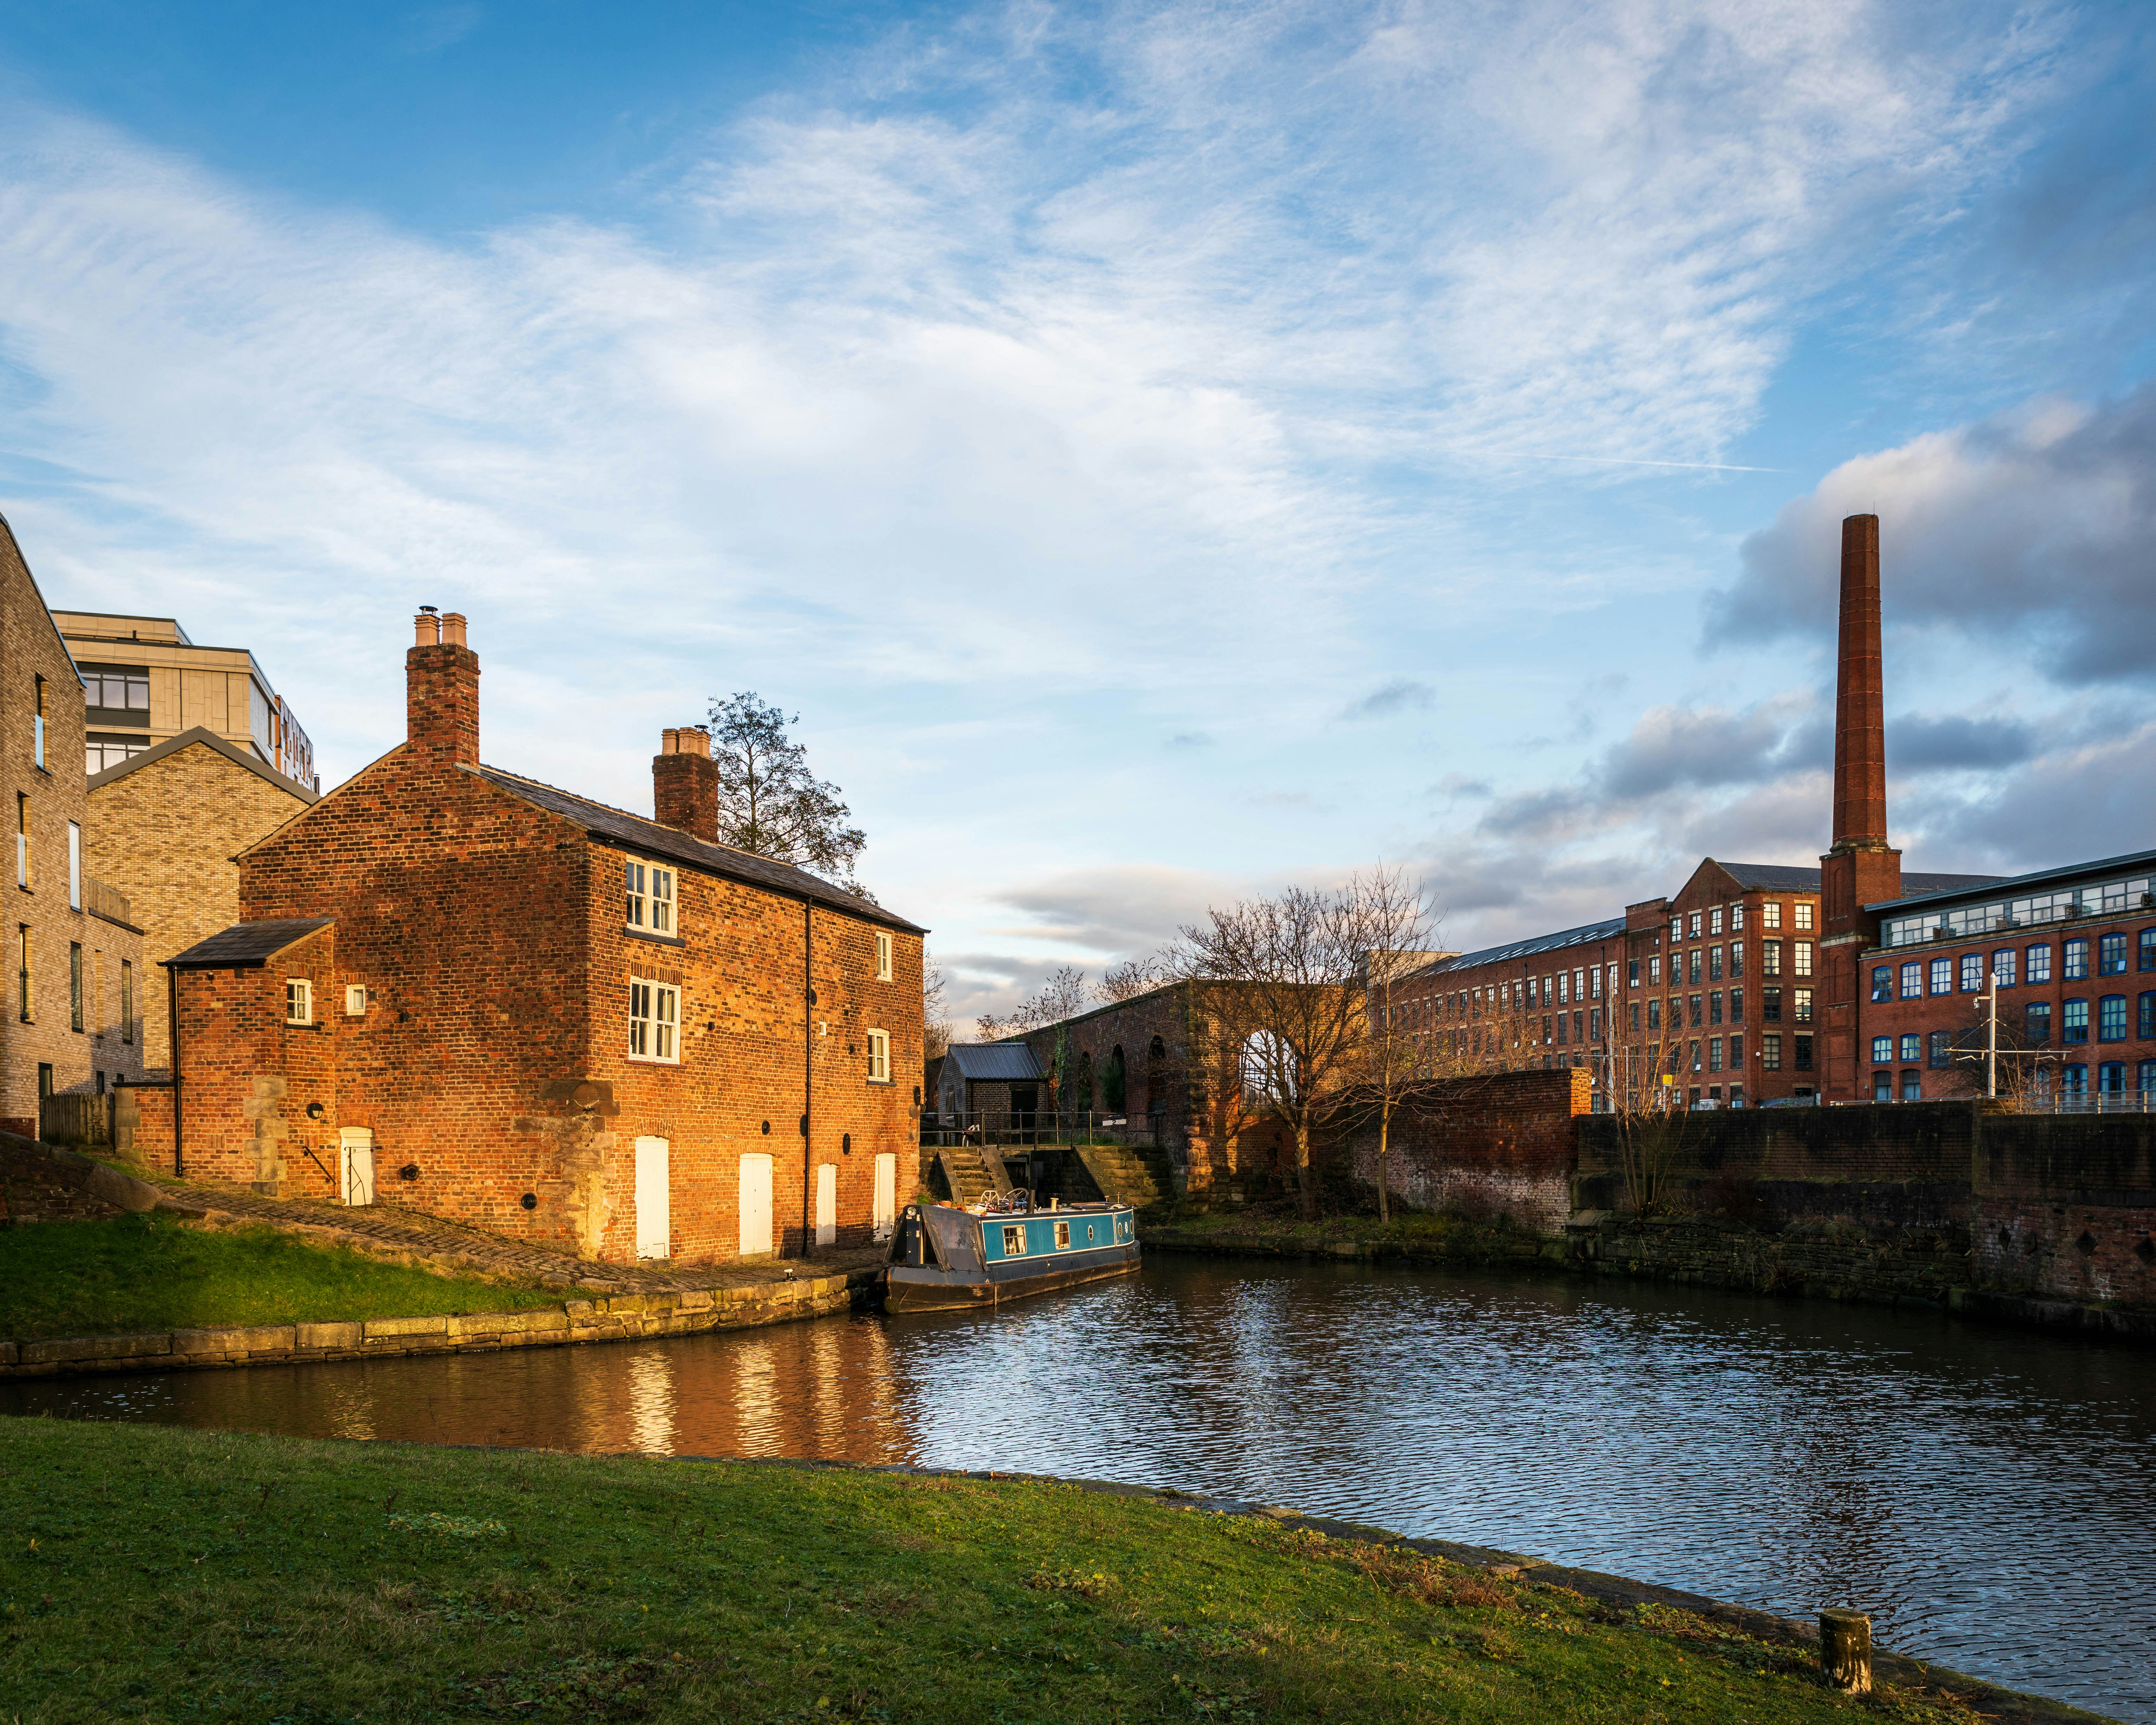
[872,1152,897,1241]
[339,1128,375,1207]
[739,1153,774,1257]
[815,1162,837,1246]
[634,1136,670,1260]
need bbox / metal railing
[921,1109,1165,1148]
[2025,1090,2156,1115]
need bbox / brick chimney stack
[1818,515,1901,1100]
[407,607,480,768]
[654,726,718,842]
[1831,515,1889,850]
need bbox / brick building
[1857,851,2156,1105]
[85,728,316,1073]
[52,610,317,789]
[0,515,148,1134]
[155,610,926,1266]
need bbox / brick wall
[0,517,148,1132]
[1334,1067,1588,1234]
[87,735,313,1071]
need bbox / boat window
[1001,1224,1026,1256]
[1055,1221,1071,1249]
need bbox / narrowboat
[880,1198,1139,1313]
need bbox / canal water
[7,1257,2152,1721]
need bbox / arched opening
[1145,1035,1167,1118]
[1103,1044,1127,1111]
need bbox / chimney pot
[440,611,468,648]
[653,725,719,841]
[407,609,480,767]
[414,611,441,647]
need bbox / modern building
[50,611,318,791]
[85,728,317,1073]
[152,611,926,1266]
[0,518,149,1136]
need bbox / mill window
[2062,999,2089,1044]
[1993,949,2017,989]
[1762,1033,1782,1071]
[1763,901,1783,930]
[1928,1030,1949,1069]
[1899,1033,1921,1062]
[867,1028,890,1082]
[1793,940,1813,977]
[1871,966,1892,1003]
[2027,943,2052,985]
[1794,902,1814,931]
[1900,960,1921,999]
[1764,941,1783,978]
[1708,945,1723,982]
[2098,996,2127,1042]
[2025,1001,2052,1046]
[285,979,312,1025]
[1929,957,1952,995]
[1791,988,1813,1024]
[1960,952,1983,992]
[628,975,682,1062]
[2099,932,2127,976]
[1793,1035,1813,1070]
[1763,987,1781,1022]
[2064,938,2089,981]
[1709,906,1724,936]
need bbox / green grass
[0,1415,2024,1724]
[0,1213,588,1339]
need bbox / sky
[0,0,2151,1026]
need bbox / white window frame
[874,929,892,980]
[285,979,313,1025]
[1794,901,1815,931]
[1763,901,1783,930]
[345,983,367,1016]
[625,860,647,929]
[626,860,676,934]
[650,867,674,934]
[866,1027,890,1082]
[629,975,681,1063]
[67,821,80,911]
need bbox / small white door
[815,1163,837,1246]
[872,1152,897,1241]
[634,1136,670,1260]
[739,1152,774,1257]
[339,1128,375,1207]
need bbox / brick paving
[142,1174,886,1295]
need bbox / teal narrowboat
[880,1199,1139,1313]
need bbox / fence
[921,1109,1165,1149]
[39,1092,114,1147]
[84,877,133,926]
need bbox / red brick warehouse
[156,610,927,1265]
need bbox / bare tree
[1351,869,1446,1223]
[1097,955,1168,1003]
[923,953,952,1063]
[1167,873,1404,1220]
[975,964,1089,1042]
[706,692,869,891]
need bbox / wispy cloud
[1342,678,1434,719]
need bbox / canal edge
[0,1268,882,1380]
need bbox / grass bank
[0,1416,2070,1724]
[0,1212,589,1339]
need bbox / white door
[815,1163,837,1246]
[872,1153,897,1241]
[739,1153,774,1258]
[634,1136,670,1260]
[339,1128,375,1207]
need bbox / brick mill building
[0,514,149,1135]
[152,610,926,1266]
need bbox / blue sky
[1,0,2151,1023]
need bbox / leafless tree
[923,953,952,1064]
[975,964,1089,1042]
[1167,872,1409,1221]
[1350,869,1446,1223]
[1097,955,1168,1004]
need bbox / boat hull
[881,1242,1141,1313]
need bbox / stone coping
[0,1268,882,1379]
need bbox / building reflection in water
[4,1261,2155,1721]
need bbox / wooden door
[339,1128,375,1207]
[815,1162,836,1246]
[739,1153,774,1257]
[634,1136,670,1260]
[872,1153,897,1241]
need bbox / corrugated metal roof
[1421,917,1627,978]
[1868,848,2156,913]
[946,1043,1044,1081]
[472,765,925,935]
[166,918,332,970]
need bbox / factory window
[1791,988,1813,1024]
[1793,940,1813,977]
[1763,941,1782,978]
[1900,961,1921,999]
[1688,949,1702,985]
[2026,943,2052,985]
[2142,992,2156,1040]
[1871,1036,1892,1064]
[1993,949,2017,989]
[1628,959,1639,987]
[1763,987,1781,1022]
[1929,957,1952,995]
[2098,996,2127,1042]
[1794,902,1814,931]
[2062,998,2089,1044]
[1928,1030,1949,1069]
[1689,911,1701,939]
[2064,938,2089,981]
[1709,906,1724,936]
[2025,1001,2052,1046]
[1646,998,1661,1030]
[1762,1034,1782,1071]
[1793,1035,1813,1070]
[1730,942,1744,978]
[1960,952,1983,992]
[2099,932,2127,976]
[1763,901,1782,930]
[1871,966,1891,1003]
[1688,994,1702,1029]
[1709,946,1723,982]
[1730,903,1745,931]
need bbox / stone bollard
[1819,1609,1872,1694]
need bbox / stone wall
[1336,1067,1588,1234]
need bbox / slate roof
[946,1043,1045,1082]
[166,918,333,970]
[1867,847,2156,913]
[1422,917,1628,978]
[471,765,925,935]
[1713,860,2001,896]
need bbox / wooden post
[1819,1609,1872,1693]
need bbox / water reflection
[6,1259,2152,1720]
